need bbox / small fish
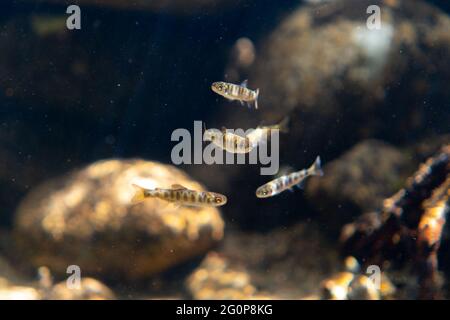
[247,117,290,147]
[256,156,323,198]
[204,127,253,154]
[211,79,259,109]
[131,183,227,207]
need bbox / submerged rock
[195,0,450,230]
[0,280,41,300]
[186,252,270,300]
[220,223,340,298]
[14,159,224,281]
[306,140,412,235]
[227,0,450,166]
[47,277,116,300]
[0,257,42,300]
[341,144,450,299]
[0,254,22,284]
[187,222,340,299]
[320,270,395,300]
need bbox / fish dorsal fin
[276,166,294,178]
[240,79,248,88]
[171,184,187,190]
[221,126,227,133]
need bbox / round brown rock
[14,159,224,281]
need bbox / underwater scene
[0,0,449,301]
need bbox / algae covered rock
[13,159,224,281]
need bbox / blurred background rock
[13,159,224,281]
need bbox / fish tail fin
[277,116,290,133]
[309,156,323,177]
[131,184,148,204]
[254,88,259,109]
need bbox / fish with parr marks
[256,156,323,198]
[131,184,227,207]
[211,80,259,109]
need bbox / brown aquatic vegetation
[341,144,450,299]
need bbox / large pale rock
[14,159,224,281]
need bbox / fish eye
[214,197,222,204]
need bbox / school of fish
[131,80,323,207]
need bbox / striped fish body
[131,184,227,207]
[256,156,323,198]
[256,170,308,198]
[211,80,259,109]
[205,129,253,154]
[219,132,253,154]
[222,83,256,102]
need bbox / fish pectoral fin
[295,181,305,189]
[171,184,187,190]
[240,79,248,88]
[239,100,245,106]
[254,89,259,109]
[251,136,266,148]
[170,203,181,210]
[161,202,181,213]
[277,166,294,178]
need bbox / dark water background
[0,0,301,226]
